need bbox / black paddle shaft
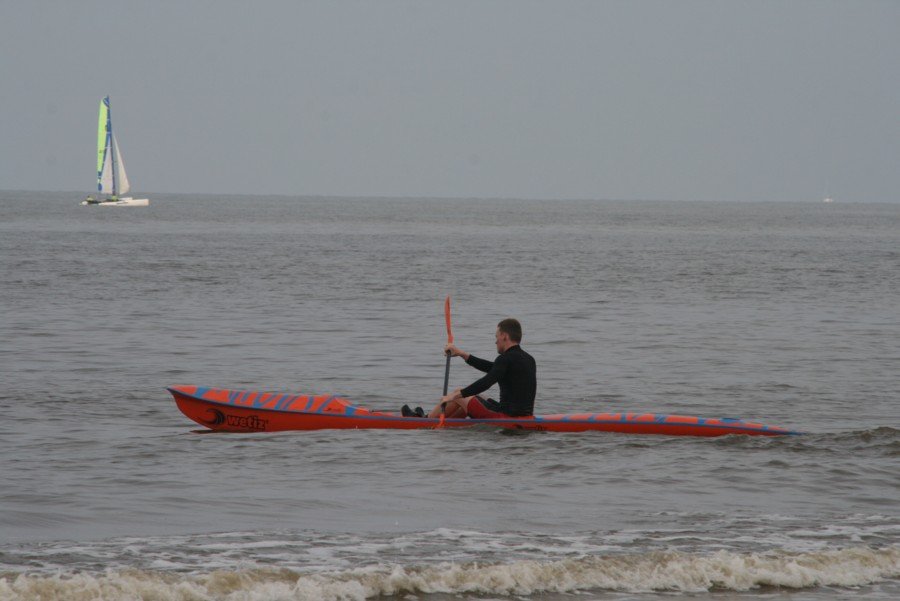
[442,352,451,396]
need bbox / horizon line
[0,188,884,204]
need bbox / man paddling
[403,318,536,419]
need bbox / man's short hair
[497,318,522,343]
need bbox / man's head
[495,318,522,352]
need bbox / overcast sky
[1,1,898,201]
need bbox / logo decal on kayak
[201,408,268,431]
[224,414,269,431]
[203,408,226,426]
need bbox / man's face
[495,328,508,352]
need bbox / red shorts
[465,396,513,419]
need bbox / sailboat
[82,96,149,206]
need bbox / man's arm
[465,354,494,373]
[445,344,493,373]
[459,355,509,398]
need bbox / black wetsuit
[459,345,537,416]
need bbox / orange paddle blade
[444,295,454,344]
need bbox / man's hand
[444,344,467,359]
[441,388,463,404]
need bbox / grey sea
[1,191,898,600]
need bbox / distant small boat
[822,196,834,203]
[82,96,149,207]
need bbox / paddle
[443,295,453,396]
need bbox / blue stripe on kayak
[253,393,273,409]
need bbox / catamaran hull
[82,197,149,206]
[168,386,799,436]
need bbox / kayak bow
[167,385,800,436]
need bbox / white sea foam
[1,546,897,601]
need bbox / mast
[106,96,117,196]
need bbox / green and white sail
[96,96,131,196]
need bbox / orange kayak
[168,385,799,436]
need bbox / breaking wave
[1,546,897,600]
